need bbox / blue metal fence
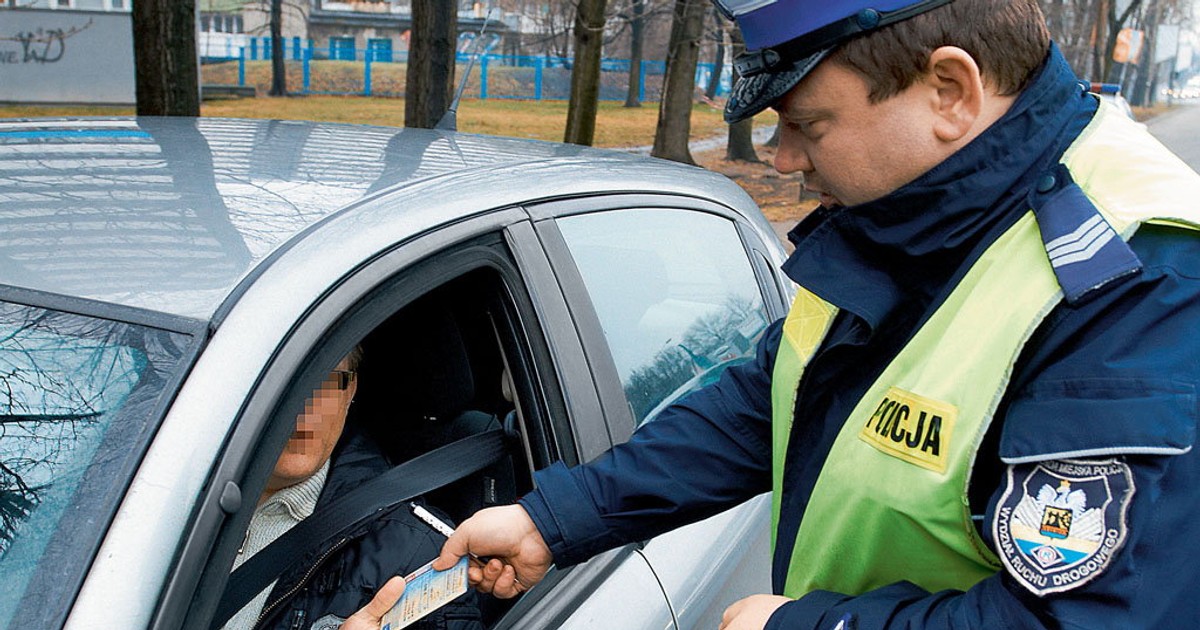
[202,36,732,101]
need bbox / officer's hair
[828,0,1051,103]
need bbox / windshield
[0,301,194,629]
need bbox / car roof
[0,117,758,322]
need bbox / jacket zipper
[252,536,351,630]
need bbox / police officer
[435,1,1200,628]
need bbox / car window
[0,302,192,628]
[556,208,771,425]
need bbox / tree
[406,0,457,129]
[564,0,609,145]
[725,25,759,162]
[704,8,725,100]
[623,0,647,107]
[131,0,200,116]
[1096,0,1145,81]
[651,0,706,164]
[269,0,286,96]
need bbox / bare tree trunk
[132,0,200,116]
[624,0,646,108]
[1132,0,1160,105]
[725,25,758,162]
[565,0,608,145]
[705,9,725,100]
[406,0,456,129]
[269,0,286,96]
[1092,0,1108,80]
[651,0,706,164]
[1102,0,1145,81]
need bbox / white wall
[0,8,135,105]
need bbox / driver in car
[223,346,483,630]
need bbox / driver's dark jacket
[518,46,1200,628]
[254,431,483,630]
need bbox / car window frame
[157,209,572,629]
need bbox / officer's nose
[773,132,813,176]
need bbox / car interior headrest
[390,302,476,423]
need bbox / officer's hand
[339,575,405,630]
[719,594,792,630]
[432,504,552,599]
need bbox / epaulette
[1030,164,1142,305]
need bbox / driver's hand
[338,575,405,630]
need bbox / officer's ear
[925,46,987,144]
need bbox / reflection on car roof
[0,117,646,319]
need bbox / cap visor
[724,49,829,123]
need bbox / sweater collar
[263,460,329,522]
[781,45,1093,332]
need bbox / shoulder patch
[992,458,1134,596]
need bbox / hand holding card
[379,556,470,630]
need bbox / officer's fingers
[342,576,405,629]
[719,596,748,630]
[433,530,470,571]
[467,564,485,587]
[491,564,524,599]
[475,558,505,594]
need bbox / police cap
[717,0,952,122]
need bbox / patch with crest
[992,458,1134,596]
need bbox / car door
[527,195,790,629]
[105,197,676,629]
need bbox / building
[199,1,512,62]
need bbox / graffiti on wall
[0,17,93,65]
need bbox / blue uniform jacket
[520,47,1200,629]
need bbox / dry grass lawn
[0,96,727,149]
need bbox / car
[0,117,794,630]
[1088,82,1136,119]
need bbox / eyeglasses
[329,369,356,391]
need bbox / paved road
[1147,101,1200,171]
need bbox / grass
[0,95,729,149]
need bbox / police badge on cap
[712,0,953,122]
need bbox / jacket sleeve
[519,319,782,567]
[765,225,1200,629]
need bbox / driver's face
[266,358,357,495]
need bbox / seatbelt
[211,428,509,628]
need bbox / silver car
[0,117,791,630]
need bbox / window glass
[0,303,191,627]
[368,38,393,62]
[557,209,770,424]
[331,36,356,61]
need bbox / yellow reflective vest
[769,103,1200,597]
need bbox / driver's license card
[379,556,469,630]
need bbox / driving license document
[380,556,469,630]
